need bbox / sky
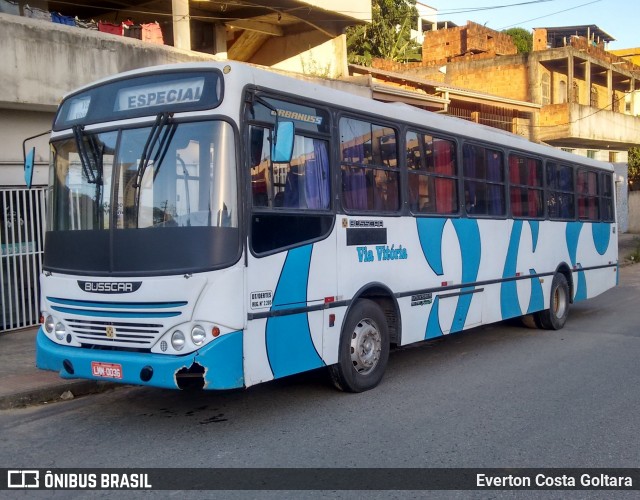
[427,0,640,49]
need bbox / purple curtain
[305,140,330,209]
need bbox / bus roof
[62,60,613,172]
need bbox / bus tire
[329,299,390,393]
[536,273,570,330]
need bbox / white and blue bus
[33,61,617,393]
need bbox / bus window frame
[507,150,545,221]
[338,112,402,216]
[405,127,460,217]
[460,140,508,219]
[243,89,336,257]
[545,161,576,222]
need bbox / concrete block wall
[444,59,529,101]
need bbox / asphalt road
[1,265,639,496]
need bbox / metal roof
[534,25,616,42]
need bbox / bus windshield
[46,120,239,275]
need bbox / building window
[587,150,597,159]
[406,131,458,214]
[572,81,579,104]
[609,151,618,162]
[542,73,550,105]
[561,148,574,154]
[590,85,598,108]
[559,81,567,104]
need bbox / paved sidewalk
[1,233,638,410]
[0,327,115,409]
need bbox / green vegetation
[502,27,533,54]
[346,0,421,65]
[628,147,640,190]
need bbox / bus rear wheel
[536,273,570,330]
[329,299,390,393]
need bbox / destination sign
[114,77,205,112]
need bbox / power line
[498,0,603,30]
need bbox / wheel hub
[350,318,382,374]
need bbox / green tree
[628,147,640,190]
[347,0,421,65]
[503,27,533,54]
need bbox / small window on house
[542,74,550,105]
[609,151,618,163]
[587,150,597,159]
[590,85,598,108]
[572,81,579,104]
[559,81,567,104]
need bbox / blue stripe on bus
[450,218,481,333]
[48,297,188,309]
[501,220,524,320]
[527,268,544,314]
[416,218,446,276]
[592,222,611,256]
[267,244,324,378]
[566,222,584,267]
[425,296,443,340]
[574,264,588,302]
[529,220,539,252]
[50,306,181,318]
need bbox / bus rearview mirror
[24,147,35,188]
[272,121,294,163]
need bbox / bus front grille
[47,296,188,349]
[66,319,162,348]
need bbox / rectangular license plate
[91,361,123,379]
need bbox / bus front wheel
[536,273,570,330]
[329,299,390,393]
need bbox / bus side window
[340,117,399,212]
[249,125,332,254]
[509,154,543,219]
[547,162,575,220]
[250,126,271,207]
[601,172,614,222]
[463,144,505,216]
[406,130,458,215]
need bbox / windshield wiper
[72,125,103,185]
[133,112,177,225]
[72,125,105,227]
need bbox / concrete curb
[0,380,116,410]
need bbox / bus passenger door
[243,124,336,387]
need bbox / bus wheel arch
[329,285,398,392]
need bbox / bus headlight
[191,325,206,346]
[44,315,55,334]
[54,322,66,341]
[171,330,185,351]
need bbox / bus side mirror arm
[251,93,295,163]
[22,129,50,188]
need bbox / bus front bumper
[35,328,244,390]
